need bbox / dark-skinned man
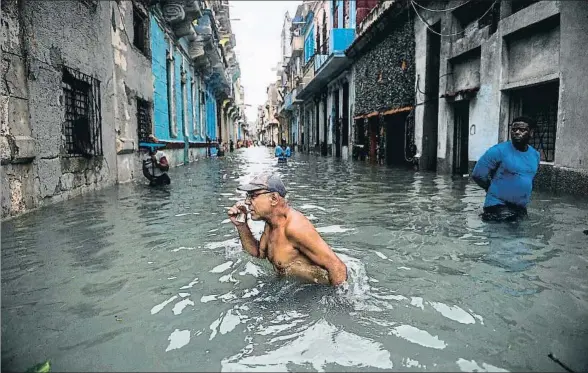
[472,116,540,222]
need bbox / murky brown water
[2,147,588,372]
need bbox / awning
[353,105,413,120]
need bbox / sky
[229,1,302,124]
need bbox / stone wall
[353,15,415,116]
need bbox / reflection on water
[2,147,588,372]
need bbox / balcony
[330,28,355,55]
[284,87,299,111]
[314,28,355,73]
[296,28,355,101]
[291,35,303,57]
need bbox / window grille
[62,65,102,157]
[137,97,152,142]
[509,81,559,162]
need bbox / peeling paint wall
[1,0,118,220]
[110,1,153,184]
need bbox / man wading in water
[228,172,348,286]
[472,116,540,221]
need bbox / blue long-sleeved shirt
[472,141,540,208]
[275,146,284,157]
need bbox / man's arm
[472,146,501,191]
[236,225,262,257]
[286,220,347,286]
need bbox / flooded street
[2,147,588,372]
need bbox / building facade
[347,1,417,167]
[1,0,242,220]
[294,0,358,159]
[270,0,588,195]
[412,0,588,193]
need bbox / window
[332,0,339,28]
[509,81,559,162]
[191,78,199,137]
[200,90,206,137]
[166,49,177,137]
[133,4,149,56]
[453,0,498,34]
[62,65,102,157]
[181,66,188,138]
[136,97,152,142]
[511,0,539,14]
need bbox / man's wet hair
[512,116,537,130]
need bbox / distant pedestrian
[275,143,287,163]
[284,142,292,157]
[230,139,234,152]
[472,116,540,222]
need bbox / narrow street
[2,147,588,372]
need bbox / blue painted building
[150,15,217,145]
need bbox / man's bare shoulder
[285,208,318,236]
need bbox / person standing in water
[142,135,170,186]
[472,116,540,221]
[227,172,348,286]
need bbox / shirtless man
[227,172,348,286]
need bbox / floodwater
[2,147,588,372]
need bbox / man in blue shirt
[472,116,540,222]
[275,143,287,163]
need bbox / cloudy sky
[229,1,302,123]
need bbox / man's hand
[227,202,248,227]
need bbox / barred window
[137,97,152,142]
[133,3,149,56]
[509,81,559,162]
[62,66,102,157]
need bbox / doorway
[334,89,341,157]
[315,100,320,151]
[453,101,470,175]
[368,117,377,163]
[384,112,411,166]
[322,94,328,156]
[423,21,441,171]
[342,82,349,150]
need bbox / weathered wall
[423,0,587,194]
[353,15,415,115]
[111,1,153,184]
[505,24,559,85]
[1,0,118,219]
[555,2,588,173]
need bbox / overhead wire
[412,0,473,12]
[410,0,498,38]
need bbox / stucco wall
[111,1,153,184]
